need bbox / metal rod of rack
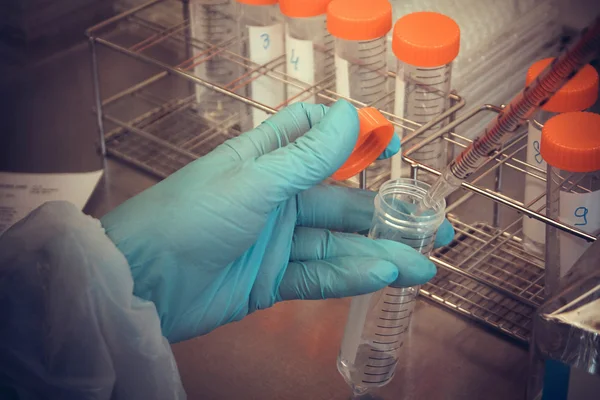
[89,37,106,156]
[401,104,596,243]
[91,24,595,241]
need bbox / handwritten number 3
[574,206,588,226]
[261,33,270,50]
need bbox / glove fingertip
[368,260,399,285]
[323,100,360,142]
[420,259,437,282]
[434,219,455,248]
[331,98,358,117]
[393,258,437,287]
[377,132,401,160]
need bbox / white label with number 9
[559,189,600,276]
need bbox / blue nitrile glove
[101,100,454,343]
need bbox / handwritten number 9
[574,206,588,226]
[260,33,270,50]
[290,49,299,71]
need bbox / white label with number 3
[248,24,285,128]
[285,34,315,104]
[559,189,600,276]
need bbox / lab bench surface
[2,36,529,400]
[84,159,529,400]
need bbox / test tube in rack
[522,58,598,257]
[236,0,285,131]
[189,0,238,121]
[543,112,600,296]
[280,0,334,104]
[327,0,392,188]
[390,12,460,184]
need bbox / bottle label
[285,34,315,104]
[559,189,600,276]
[248,24,285,128]
[334,55,350,98]
[523,121,547,245]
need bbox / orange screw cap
[392,12,460,67]
[332,107,394,181]
[326,0,392,41]
[280,0,331,18]
[541,112,600,173]
[526,58,599,113]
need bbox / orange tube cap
[280,0,331,17]
[326,0,392,41]
[332,107,394,181]
[526,58,599,113]
[392,12,460,67]
[541,112,600,173]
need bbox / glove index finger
[252,100,360,203]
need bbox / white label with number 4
[285,34,315,104]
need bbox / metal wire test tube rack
[87,0,596,343]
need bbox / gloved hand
[101,100,454,343]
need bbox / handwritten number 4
[290,49,299,71]
[574,206,588,226]
[261,33,270,50]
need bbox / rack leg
[181,0,195,96]
[410,164,418,180]
[359,171,367,190]
[445,92,458,207]
[493,155,504,228]
[90,37,106,157]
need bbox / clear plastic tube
[389,12,459,185]
[335,37,389,187]
[237,1,285,131]
[337,178,446,396]
[190,0,238,121]
[522,60,598,257]
[334,37,388,108]
[546,167,600,296]
[392,62,453,184]
[543,112,600,297]
[285,14,334,104]
[523,109,556,257]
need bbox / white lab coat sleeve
[0,201,186,400]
